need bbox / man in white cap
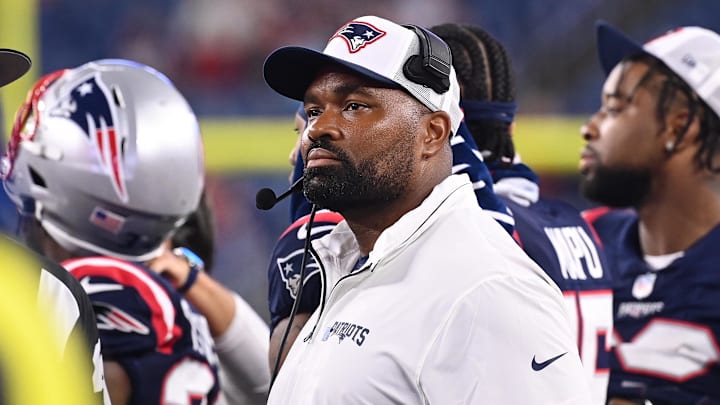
[0,48,110,403]
[263,15,591,404]
[581,22,720,404]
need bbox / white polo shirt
[268,174,592,404]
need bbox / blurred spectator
[41,0,465,115]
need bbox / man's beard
[303,141,415,212]
[580,164,652,208]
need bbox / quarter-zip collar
[314,174,474,279]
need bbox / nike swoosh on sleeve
[531,352,567,371]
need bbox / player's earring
[665,139,675,153]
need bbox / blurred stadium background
[0,0,717,320]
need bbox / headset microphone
[255,176,304,210]
[270,202,318,388]
[256,177,316,385]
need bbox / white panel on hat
[645,27,720,118]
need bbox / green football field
[201,115,587,174]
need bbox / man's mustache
[305,141,350,165]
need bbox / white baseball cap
[263,15,463,134]
[0,48,30,87]
[596,20,720,118]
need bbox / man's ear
[421,111,452,158]
[664,106,701,152]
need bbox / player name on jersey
[544,225,604,281]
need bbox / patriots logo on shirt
[276,249,321,298]
[93,301,150,335]
[322,320,370,346]
[50,75,128,202]
[333,21,386,53]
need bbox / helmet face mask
[3,59,205,261]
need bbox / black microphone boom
[255,176,304,210]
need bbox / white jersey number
[564,290,613,405]
[614,318,719,381]
[162,357,217,405]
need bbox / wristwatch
[172,247,204,293]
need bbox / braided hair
[696,96,720,173]
[430,23,516,164]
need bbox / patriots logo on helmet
[50,75,128,202]
[276,249,321,298]
[333,21,386,53]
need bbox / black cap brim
[263,46,399,101]
[596,21,646,75]
[0,48,31,87]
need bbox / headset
[402,24,452,94]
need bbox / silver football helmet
[2,59,205,261]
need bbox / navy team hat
[263,15,463,134]
[596,20,720,118]
[0,49,31,87]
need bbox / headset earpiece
[402,24,452,94]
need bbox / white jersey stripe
[486,210,516,227]
[452,163,470,174]
[37,268,81,357]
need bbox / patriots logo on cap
[50,75,128,202]
[333,21,386,53]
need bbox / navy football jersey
[452,122,514,234]
[267,211,343,331]
[505,197,613,403]
[585,207,720,404]
[64,256,221,405]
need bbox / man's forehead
[315,63,400,85]
[304,67,399,99]
[603,60,653,97]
